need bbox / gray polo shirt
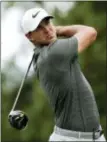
[33,36,100,132]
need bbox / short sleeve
[49,36,78,61]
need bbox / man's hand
[56,25,97,53]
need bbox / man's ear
[25,32,33,40]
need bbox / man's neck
[34,43,51,48]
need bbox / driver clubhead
[8,110,28,130]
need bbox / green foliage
[2,1,106,141]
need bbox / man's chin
[49,36,57,43]
[43,39,56,45]
[36,37,57,46]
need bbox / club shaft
[11,54,35,111]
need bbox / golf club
[8,53,36,130]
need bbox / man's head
[21,8,57,46]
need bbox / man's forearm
[56,25,96,37]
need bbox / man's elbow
[89,27,97,42]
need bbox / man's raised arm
[56,25,97,53]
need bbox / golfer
[21,7,106,141]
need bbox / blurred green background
[1,1,106,142]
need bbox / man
[21,7,106,141]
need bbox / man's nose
[43,26,50,33]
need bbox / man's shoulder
[48,38,69,53]
[50,36,78,49]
